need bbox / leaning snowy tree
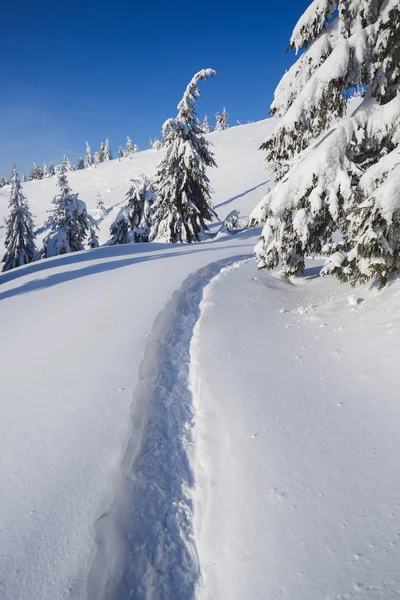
[2,166,37,272]
[42,173,96,257]
[151,69,218,243]
[250,0,400,287]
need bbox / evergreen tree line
[1,107,229,185]
[251,0,400,288]
[1,69,222,271]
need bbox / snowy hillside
[2,118,400,600]
[0,121,273,254]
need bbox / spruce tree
[43,173,96,257]
[109,213,130,245]
[84,141,94,168]
[2,166,37,272]
[126,136,133,156]
[126,176,156,242]
[43,163,49,178]
[29,163,43,180]
[151,69,218,243]
[88,227,100,248]
[118,146,125,158]
[104,139,112,161]
[21,173,27,183]
[96,192,108,219]
[251,0,400,287]
[48,163,55,177]
[202,114,212,133]
[133,144,139,153]
[215,107,229,131]
[77,157,85,170]
[98,142,105,162]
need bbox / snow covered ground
[1,119,400,599]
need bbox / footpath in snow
[191,259,400,599]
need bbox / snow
[191,259,400,599]
[1,117,400,599]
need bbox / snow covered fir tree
[250,0,400,288]
[2,166,37,272]
[109,176,156,244]
[215,107,229,130]
[151,69,218,243]
[42,173,96,257]
[85,141,94,168]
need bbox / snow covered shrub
[150,69,218,243]
[251,0,400,287]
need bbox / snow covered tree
[202,114,212,133]
[84,141,94,168]
[93,151,100,165]
[42,173,96,257]
[133,144,139,153]
[2,166,37,272]
[118,146,124,158]
[0,177,8,187]
[21,173,27,183]
[151,69,218,243]
[151,137,163,151]
[43,163,49,179]
[251,0,400,287]
[96,192,108,219]
[125,136,133,156]
[77,157,85,170]
[215,107,229,131]
[126,176,156,242]
[29,163,43,180]
[48,163,55,177]
[61,155,75,172]
[104,139,112,161]
[109,212,130,245]
[108,177,156,245]
[88,227,99,248]
[98,142,105,163]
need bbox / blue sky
[0,0,309,177]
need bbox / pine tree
[84,141,94,168]
[98,142,105,163]
[29,163,43,180]
[126,176,156,242]
[62,155,75,172]
[202,114,212,133]
[151,137,163,151]
[21,174,27,183]
[48,163,55,177]
[104,139,112,161]
[93,151,100,165]
[77,157,85,170]
[118,146,125,158]
[96,192,108,219]
[250,0,400,287]
[43,163,49,178]
[88,227,100,248]
[43,173,96,257]
[215,107,229,131]
[133,144,139,153]
[0,177,8,187]
[109,213,130,245]
[126,136,133,156]
[2,166,37,272]
[151,68,218,243]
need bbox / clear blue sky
[0,0,309,177]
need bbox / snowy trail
[190,260,400,599]
[87,256,250,600]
